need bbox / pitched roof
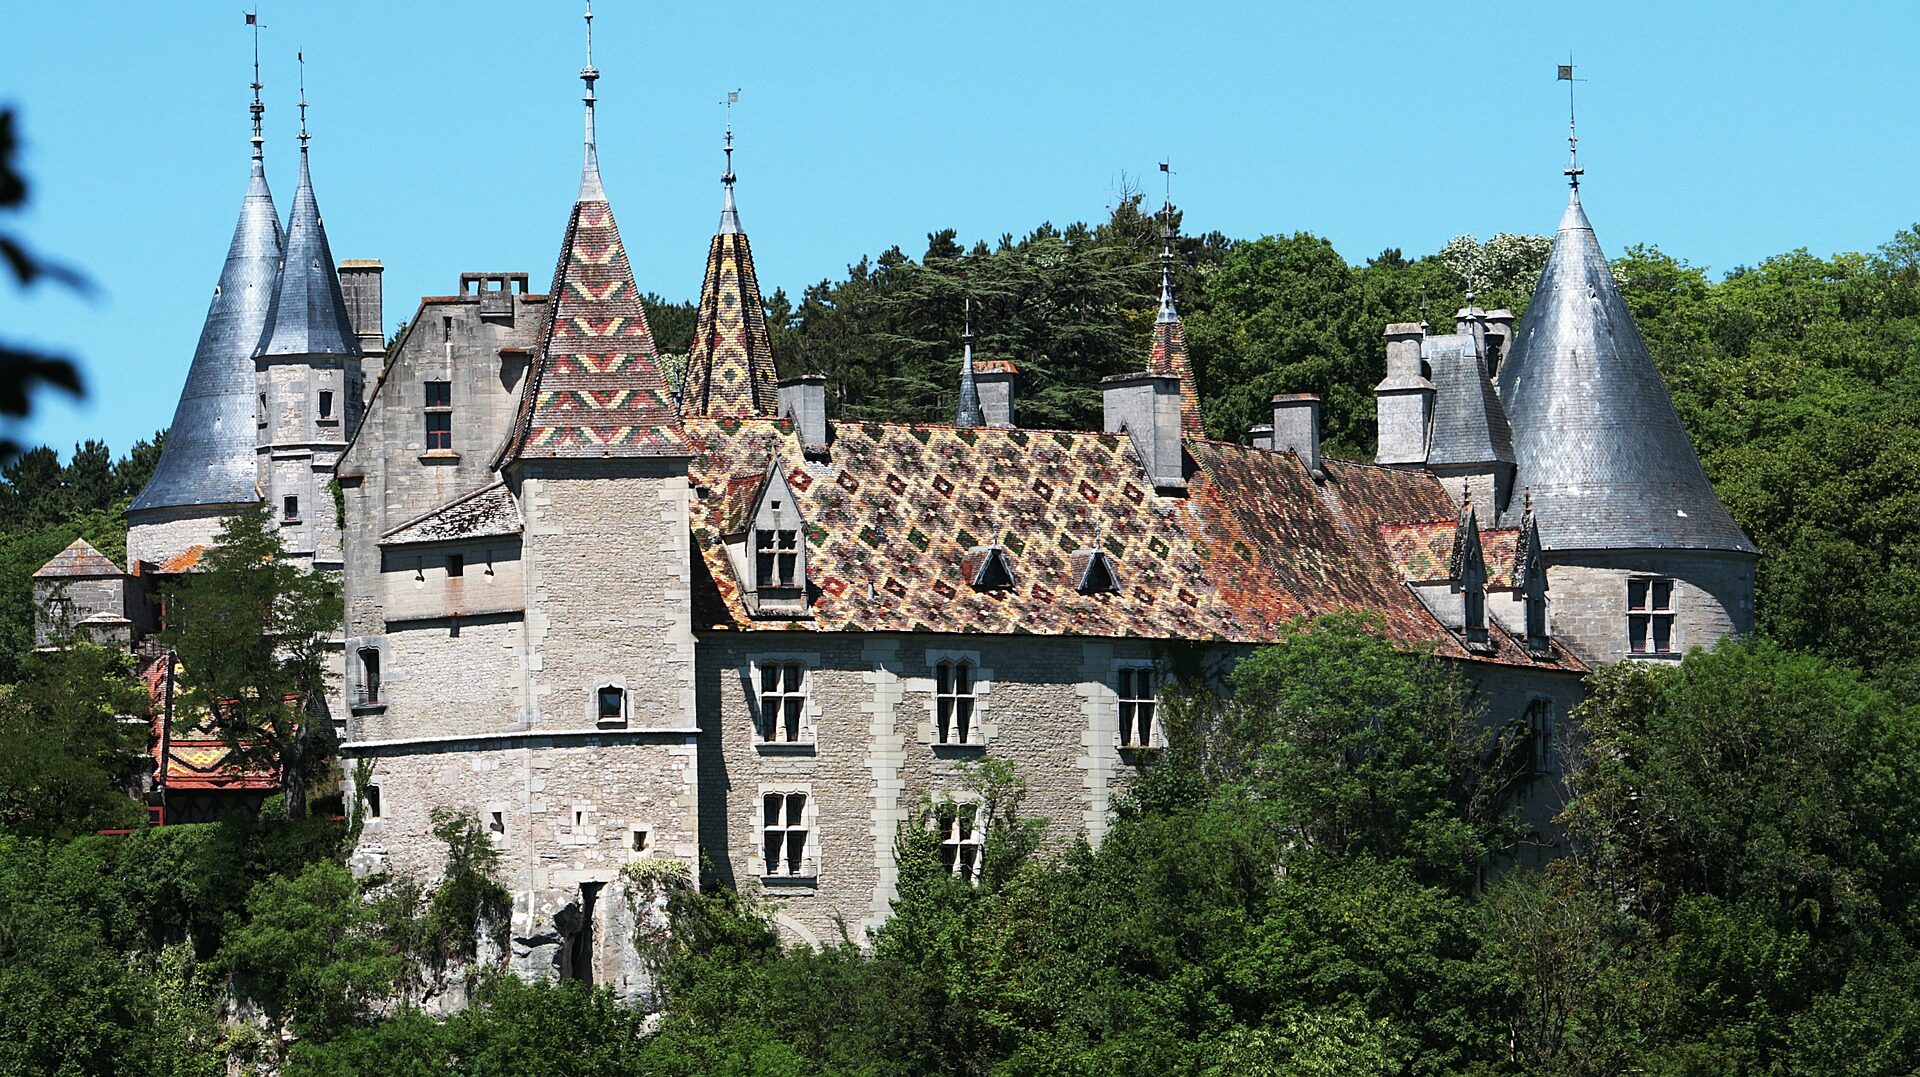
[955,338,985,428]
[1424,332,1514,467]
[158,545,211,575]
[1495,190,1756,554]
[33,538,123,578]
[681,418,1579,671]
[1379,520,1523,589]
[679,192,778,418]
[379,482,521,546]
[500,193,688,461]
[138,655,280,794]
[131,149,283,513]
[256,144,358,358]
[1145,317,1206,440]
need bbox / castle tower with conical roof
[127,80,285,567]
[1493,186,1757,663]
[678,129,778,419]
[253,74,369,570]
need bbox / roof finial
[719,89,742,234]
[296,50,309,152]
[1157,159,1179,324]
[1558,57,1584,189]
[956,295,984,427]
[245,10,265,161]
[578,0,605,202]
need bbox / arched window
[596,684,626,727]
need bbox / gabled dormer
[961,546,1014,591]
[720,463,810,617]
[1450,502,1492,652]
[1070,547,1119,595]
[1515,505,1550,656]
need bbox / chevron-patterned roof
[1146,317,1206,440]
[680,221,777,418]
[502,196,688,460]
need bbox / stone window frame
[925,649,992,749]
[423,379,454,453]
[1524,695,1557,777]
[748,652,821,751]
[316,386,338,426]
[591,679,629,729]
[349,636,388,713]
[758,784,817,882]
[933,792,986,884]
[1627,576,1678,658]
[1112,660,1166,751]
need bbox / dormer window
[963,546,1014,591]
[756,527,799,590]
[1071,548,1119,594]
[736,467,809,617]
[1464,577,1489,647]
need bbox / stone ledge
[343,726,702,754]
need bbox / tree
[162,505,343,819]
[0,108,88,463]
[0,639,148,837]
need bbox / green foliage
[424,806,511,965]
[0,641,148,836]
[161,505,343,818]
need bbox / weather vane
[1558,57,1585,188]
[244,9,265,153]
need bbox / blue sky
[4,1,1917,458]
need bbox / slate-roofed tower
[127,68,284,567]
[1147,212,1205,440]
[252,71,367,569]
[1495,182,1756,663]
[678,129,778,418]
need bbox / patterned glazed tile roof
[33,538,123,578]
[1379,521,1523,589]
[1145,317,1206,440]
[139,655,280,794]
[500,195,688,461]
[679,221,777,418]
[681,418,1579,671]
[974,359,1019,376]
[380,482,521,547]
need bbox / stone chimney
[1271,394,1323,476]
[1375,322,1433,466]
[778,375,829,454]
[1103,373,1185,492]
[1248,424,1274,450]
[338,260,386,358]
[974,360,1018,428]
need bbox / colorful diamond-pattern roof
[138,655,280,794]
[682,418,1578,670]
[680,226,777,417]
[502,197,688,460]
[1380,520,1522,589]
[1146,317,1206,439]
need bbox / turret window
[282,495,299,522]
[358,647,381,705]
[318,390,335,421]
[1628,577,1676,655]
[424,381,453,451]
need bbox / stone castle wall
[1545,550,1756,666]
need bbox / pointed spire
[257,56,358,358]
[578,0,605,202]
[1143,196,1205,440]
[1495,183,1755,555]
[1559,58,1585,189]
[501,2,686,462]
[955,297,984,428]
[680,109,777,419]
[131,17,285,515]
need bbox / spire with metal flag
[257,50,357,358]
[680,94,778,418]
[578,0,604,202]
[1142,164,1205,439]
[129,10,285,525]
[955,296,984,428]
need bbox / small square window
[631,828,650,853]
[488,811,505,834]
[424,381,452,408]
[597,685,626,726]
[282,495,299,521]
[447,553,464,578]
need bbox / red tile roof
[139,655,280,794]
[682,418,1580,671]
[501,197,688,461]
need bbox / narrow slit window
[318,389,335,419]
[935,659,978,745]
[358,647,381,704]
[364,784,382,819]
[757,661,809,743]
[1525,698,1556,776]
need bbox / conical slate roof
[257,143,357,357]
[130,153,283,513]
[1426,331,1514,468]
[955,335,985,427]
[1495,190,1756,554]
[679,183,778,418]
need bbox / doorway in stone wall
[562,881,604,986]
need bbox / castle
[32,12,1755,995]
